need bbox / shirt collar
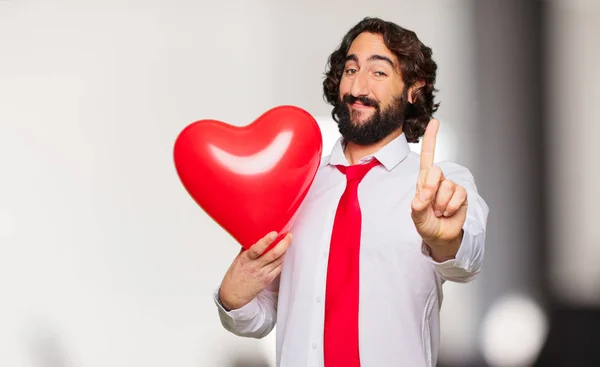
[324,132,412,171]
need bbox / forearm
[214,280,279,338]
[426,230,463,263]
[423,221,485,282]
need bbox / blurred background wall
[0,0,597,366]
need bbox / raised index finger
[420,119,439,172]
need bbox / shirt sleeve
[213,275,280,338]
[421,162,489,283]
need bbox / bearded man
[214,17,489,367]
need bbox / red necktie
[324,159,380,367]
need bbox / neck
[344,128,403,165]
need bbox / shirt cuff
[213,287,261,329]
[421,223,475,272]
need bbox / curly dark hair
[323,17,439,143]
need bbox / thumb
[411,188,434,226]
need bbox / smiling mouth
[351,102,374,109]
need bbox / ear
[407,80,426,104]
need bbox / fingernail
[434,210,443,217]
[443,211,449,217]
[269,232,277,240]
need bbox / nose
[350,71,369,97]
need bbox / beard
[334,88,409,146]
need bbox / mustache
[342,94,379,108]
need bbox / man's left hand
[411,119,467,261]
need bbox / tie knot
[337,159,380,182]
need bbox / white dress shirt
[214,132,489,367]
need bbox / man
[213,17,489,367]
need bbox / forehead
[346,32,397,63]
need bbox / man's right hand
[218,231,293,311]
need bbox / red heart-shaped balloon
[173,105,323,250]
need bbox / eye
[344,68,357,75]
[374,71,387,77]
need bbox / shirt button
[316,297,321,303]
[312,343,317,350]
[322,251,327,258]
